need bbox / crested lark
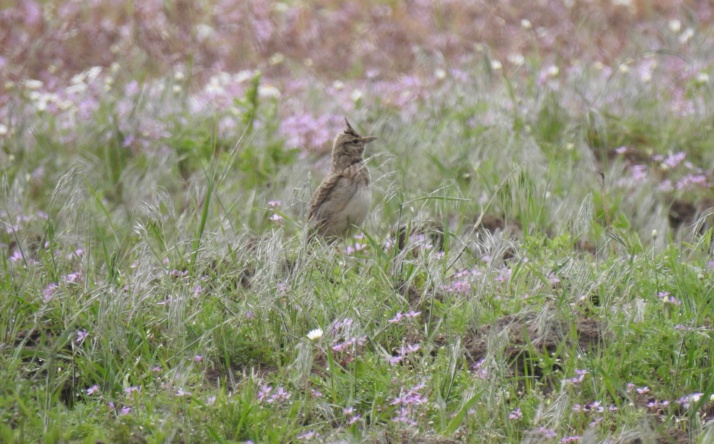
[307,119,376,239]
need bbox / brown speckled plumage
[308,119,376,239]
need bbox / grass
[3,2,714,443]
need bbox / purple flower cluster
[630,165,648,183]
[63,271,82,283]
[677,392,704,409]
[572,401,605,413]
[662,151,686,169]
[176,388,192,397]
[257,385,291,404]
[345,243,367,255]
[494,267,513,283]
[562,369,587,385]
[441,268,482,294]
[392,406,418,427]
[343,406,361,425]
[571,399,616,429]
[441,279,471,294]
[332,336,367,353]
[388,343,420,365]
[537,427,557,439]
[387,311,421,324]
[471,359,489,379]
[76,329,89,344]
[66,248,84,259]
[43,283,58,302]
[657,291,682,305]
[588,416,603,427]
[168,269,189,278]
[390,382,427,427]
[330,317,354,334]
[390,382,427,407]
[646,399,670,410]
[627,384,705,411]
[296,430,319,441]
[508,407,522,420]
[645,150,712,192]
[124,386,141,395]
[280,113,339,152]
[676,173,707,190]
[548,273,560,285]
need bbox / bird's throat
[332,156,364,172]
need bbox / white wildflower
[258,85,280,99]
[307,328,323,341]
[668,19,681,33]
[679,28,694,44]
[508,54,525,66]
[24,79,43,90]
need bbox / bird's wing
[307,172,357,225]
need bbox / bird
[307,118,377,240]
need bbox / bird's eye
[352,139,360,144]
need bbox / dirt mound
[463,312,608,383]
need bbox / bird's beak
[361,136,377,144]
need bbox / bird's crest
[343,118,361,138]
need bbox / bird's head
[331,118,376,167]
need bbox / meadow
[2,1,714,442]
